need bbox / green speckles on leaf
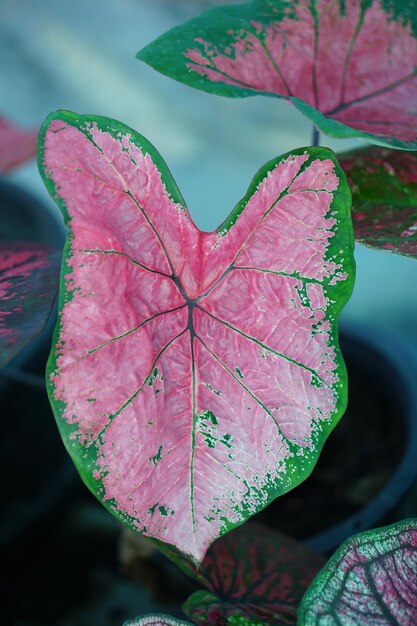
[310,374,323,389]
[148,367,159,387]
[198,409,218,425]
[203,382,221,396]
[204,435,217,449]
[159,504,175,516]
[294,282,310,308]
[204,431,234,450]
[149,445,164,466]
[197,410,234,450]
[234,366,244,379]
[148,503,158,516]
[147,367,164,396]
[148,502,174,517]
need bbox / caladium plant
[19,1,417,623]
[39,110,354,564]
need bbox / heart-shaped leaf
[0,243,60,368]
[165,521,325,625]
[298,519,417,625]
[39,111,354,563]
[0,115,38,173]
[123,615,194,626]
[138,0,417,149]
[339,146,417,259]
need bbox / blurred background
[1,1,417,626]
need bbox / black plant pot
[0,178,72,547]
[256,324,417,554]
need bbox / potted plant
[2,0,417,624]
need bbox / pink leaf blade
[0,242,60,367]
[0,116,38,173]
[40,111,354,564]
[137,0,417,149]
[298,519,417,625]
[339,146,417,259]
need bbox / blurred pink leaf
[0,242,60,367]
[298,519,417,625]
[0,116,38,173]
[340,146,417,259]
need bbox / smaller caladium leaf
[163,521,325,625]
[339,146,417,259]
[138,0,417,149]
[184,591,263,626]
[298,519,417,626]
[123,615,194,626]
[0,115,38,173]
[0,243,60,368]
[40,111,354,564]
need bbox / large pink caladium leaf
[138,0,417,150]
[166,521,325,625]
[0,243,60,368]
[39,111,354,563]
[0,115,38,173]
[298,519,417,625]
[339,146,417,259]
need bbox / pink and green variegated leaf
[165,521,325,625]
[298,519,417,625]
[339,146,417,259]
[184,591,264,626]
[0,243,60,368]
[39,110,354,564]
[0,115,38,173]
[137,0,417,150]
[123,615,194,626]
